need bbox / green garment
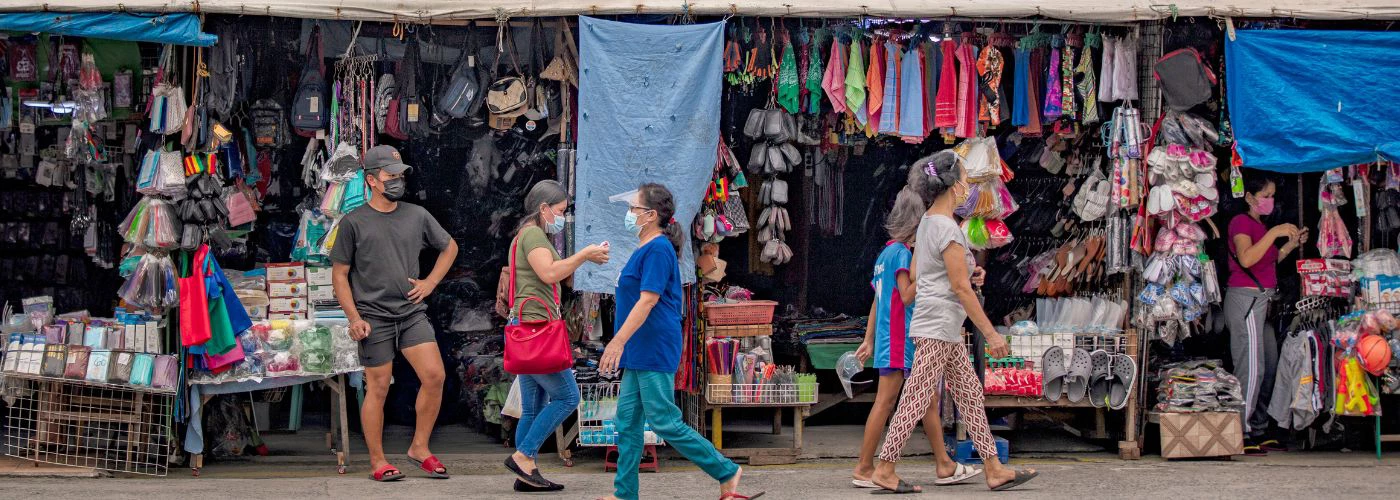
[776,42,800,114]
[844,40,868,115]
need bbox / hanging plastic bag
[502,377,524,419]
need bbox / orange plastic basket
[702,300,777,326]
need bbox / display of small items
[1297,258,1354,298]
[187,318,361,384]
[2,307,177,391]
[1331,310,1396,417]
[576,383,663,447]
[266,262,309,320]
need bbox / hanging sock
[1042,37,1064,122]
[898,43,926,140]
[977,42,1005,126]
[1011,48,1030,127]
[1099,36,1118,102]
[1075,44,1100,123]
[954,38,979,138]
[878,41,902,135]
[823,38,848,115]
[934,39,958,129]
[845,40,868,126]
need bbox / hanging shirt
[1113,34,1140,101]
[823,39,848,114]
[923,41,939,136]
[1099,36,1118,102]
[977,44,1004,126]
[866,40,886,133]
[878,41,902,135]
[616,237,686,373]
[1075,45,1100,123]
[1019,48,1044,136]
[934,39,958,129]
[845,40,868,126]
[871,242,916,372]
[1043,45,1064,122]
[898,44,926,139]
[954,40,979,138]
[1011,48,1031,127]
[1061,45,1078,121]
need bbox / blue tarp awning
[0,12,216,46]
[1226,30,1400,173]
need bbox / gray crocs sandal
[1088,350,1112,408]
[1109,353,1138,410]
[1065,348,1093,403]
[1041,346,1067,402]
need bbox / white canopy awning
[4,1,1399,23]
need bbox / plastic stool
[603,444,660,473]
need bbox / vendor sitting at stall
[331,145,459,482]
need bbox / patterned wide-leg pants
[878,338,999,462]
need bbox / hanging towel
[1012,48,1030,126]
[977,44,1005,126]
[806,38,824,114]
[879,41,902,135]
[1043,43,1064,122]
[1061,44,1078,121]
[867,40,885,132]
[934,39,957,128]
[823,39,848,114]
[1113,34,1139,101]
[1075,45,1100,123]
[954,40,979,138]
[923,41,939,135]
[845,40,868,125]
[898,44,925,139]
[777,40,800,114]
[1099,36,1118,102]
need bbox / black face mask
[380,178,406,201]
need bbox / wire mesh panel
[3,374,174,476]
[576,382,663,447]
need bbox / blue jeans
[515,369,580,458]
[614,369,738,500]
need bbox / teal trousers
[614,369,738,500]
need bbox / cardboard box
[1158,412,1244,459]
[308,284,335,302]
[268,281,308,298]
[270,297,309,313]
[268,312,307,320]
[306,267,333,286]
[265,263,306,281]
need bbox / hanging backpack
[291,24,328,136]
[432,21,483,126]
[206,22,241,122]
[250,98,287,148]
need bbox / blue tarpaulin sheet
[0,13,216,46]
[1226,30,1400,173]
[572,17,723,293]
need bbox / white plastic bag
[501,377,523,419]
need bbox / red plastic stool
[603,444,660,473]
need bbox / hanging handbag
[502,236,573,375]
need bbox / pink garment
[954,41,979,138]
[823,40,848,114]
[934,40,957,129]
[1043,47,1063,121]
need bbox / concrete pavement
[3,453,1398,499]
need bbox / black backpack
[251,98,287,148]
[431,22,482,127]
[397,37,435,138]
[206,22,240,122]
[291,24,328,137]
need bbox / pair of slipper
[853,463,982,491]
[369,454,450,482]
[860,466,1038,494]
[1042,347,1137,409]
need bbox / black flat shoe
[514,479,565,492]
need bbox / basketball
[1359,334,1393,376]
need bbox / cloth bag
[177,246,213,347]
[502,236,573,375]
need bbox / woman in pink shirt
[1225,174,1306,455]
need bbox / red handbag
[177,246,213,348]
[503,236,574,375]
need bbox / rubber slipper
[515,479,564,492]
[369,463,405,482]
[1259,440,1288,452]
[1041,346,1067,402]
[408,454,450,479]
[505,456,548,487]
[871,479,921,494]
[935,463,983,485]
[719,492,765,500]
[1088,350,1112,408]
[1065,348,1093,403]
[1109,353,1138,410]
[852,479,879,489]
[990,469,1039,491]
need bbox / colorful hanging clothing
[977,44,1004,126]
[846,40,868,126]
[1099,36,1118,102]
[898,44,926,139]
[823,39,848,114]
[923,41,939,135]
[934,39,958,129]
[1061,44,1078,121]
[997,46,1014,124]
[806,38,824,114]
[1075,45,1100,123]
[866,40,886,133]
[777,41,800,114]
[1011,49,1030,126]
[1020,49,1043,136]
[878,41,902,135]
[954,40,979,138]
[1043,44,1064,122]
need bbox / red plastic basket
[702,300,777,326]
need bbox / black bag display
[291,24,328,136]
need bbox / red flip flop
[720,493,765,500]
[408,454,450,479]
[369,463,405,482]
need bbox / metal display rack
[698,326,817,466]
[3,372,175,476]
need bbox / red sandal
[720,493,765,500]
[407,454,450,479]
[369,463,405,482]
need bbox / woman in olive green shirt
[504,180,608,491]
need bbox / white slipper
[852,479,878,489]
[934,463,983,485]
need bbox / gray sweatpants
[1268,331,1320,430]
[1225,287,1278,437]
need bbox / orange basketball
[1359,335,1393,376]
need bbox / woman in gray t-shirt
[868,151,1038,493]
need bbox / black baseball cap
[363,145,412,175]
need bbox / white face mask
[543,207,565,234]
